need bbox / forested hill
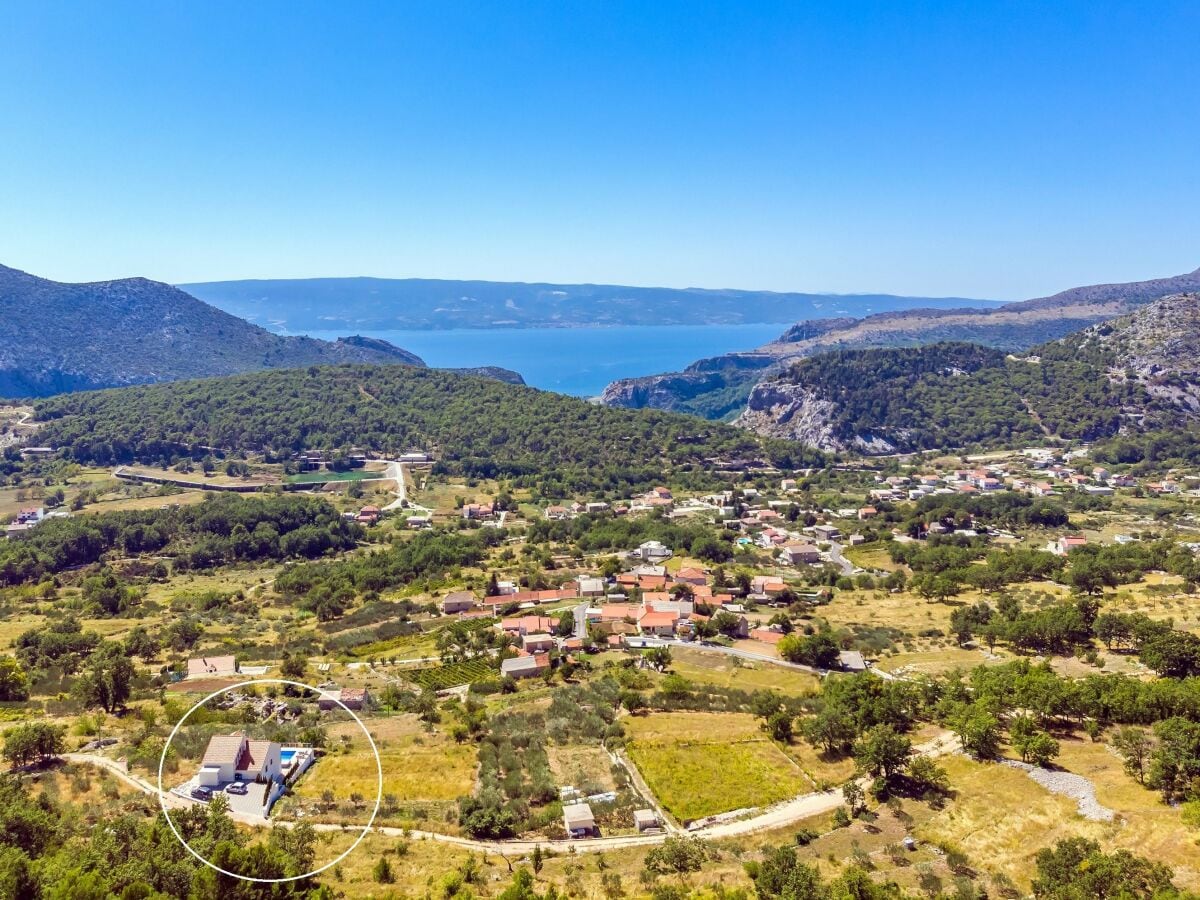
[600,264,1200,420]
[0,263,426,398]
[30,365,820,494]
[734,292,1200,453]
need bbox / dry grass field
[547,745,617,794]
[291,715,476,828]
[667,647,820,696]
[916,744,1200,892]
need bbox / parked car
[225,782,248,795]
[191,786,212,800]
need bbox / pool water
[280,750,297,765]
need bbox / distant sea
[297,323,789,397]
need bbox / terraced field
[404,658,498,689]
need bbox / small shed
[633,809,660,832]
[562,802,595,838]
[837,650,868,672]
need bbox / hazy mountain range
[600,265,1200,421]
[0,264,521,398]
[180,276,1004,331]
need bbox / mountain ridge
[0,264,523,397]
[180,275,1004,331]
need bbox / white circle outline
[156,678,383,883]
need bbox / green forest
[0,494,360,588]
[30,365,822,494]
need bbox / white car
[225,782,248,795]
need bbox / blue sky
[1,1,1197,298]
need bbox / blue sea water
[298,323,789,396]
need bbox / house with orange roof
[674,567,709,586]
[500,615,556,635]
[638,609,679,637]
[750,627,787,644]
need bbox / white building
[198,732,282,788]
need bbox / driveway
[827,541,858,576]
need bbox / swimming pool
[280,749,297,765]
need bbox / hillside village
[4,402,1200,894]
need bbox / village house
[500,615,556,636]
[751,626,787,644]
[521,632,556,653]
[461,502,495,520]
[545,505,571,520]
[187,655,239,679]
[318,687,372,711]
[779,543,820,566]
[355,505,381,524]
[577,577,606,597]
[751,575,787,596]
[442,591,478,614]
[637,609,679,637]
[837,650,868,672]
[673,567,708,586]
[632,540,672,562]
[1051,535,1088,556]
[501,653,550,679]
[812,524,841,541]
[634,809,661,832]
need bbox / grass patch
[667,647,819,697]
[625,711,808,822]
[285,469,383,485]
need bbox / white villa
[198,732,282,787]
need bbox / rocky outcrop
[733,382,847,451]
[600,371,727,410]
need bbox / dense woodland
[30,365,823,496]
[0,494,361,588]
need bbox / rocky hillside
[601,266,1200,419]
[734,293,1200,453]
[0,264,518,397]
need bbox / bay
[297,323,788,397]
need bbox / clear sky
[1,1,1197,299]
